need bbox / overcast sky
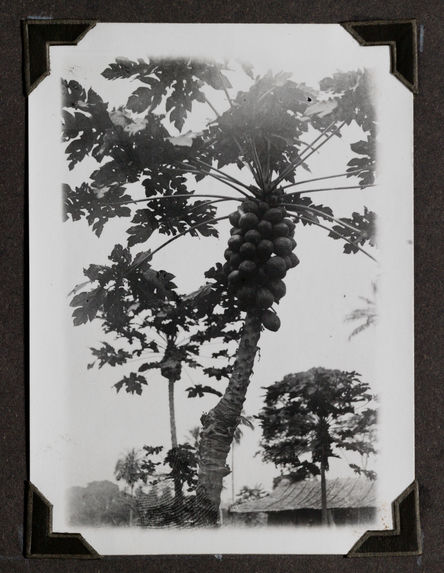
[29,24,414,554]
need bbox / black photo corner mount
[25,482,101,559]
[22,19,97,95]
[347,481,422,557]
[342,19,418,94]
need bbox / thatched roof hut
[230,477,376,526]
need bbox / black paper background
[0,1,443,571]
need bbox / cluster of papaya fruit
[223,198,299,331]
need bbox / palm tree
[114,448,144,525]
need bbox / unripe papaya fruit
[283,218,296,233]
[230,226,241,236]
[244,229,262,244]
[269,279,286,300]
[288,252,300,268]
[256,239,274,261]
[256,287,274,309]
[289,237,297,250]
[263,207,285,224]
[242,200,260,214]
[272,222,290,238]
[261,309,281,331]
[228,235,242,252]
[237,284,256,303]
[257,201,270,214]
[224,248,232,261]
[239,212,259,230]
[265,256,287,278]
[229,211,241,226]
[229,253,242,269]
[257,267,268,284]
[240,242,256,259]
[228,270,242,285]
[257,220,273,237]
[283,255,293,269]
[239,260,257,276]
[273,237,293,256]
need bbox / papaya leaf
[186,385,223,398]
[70,287,105,325]
[114,372,148,395]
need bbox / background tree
[114,448,146,525]
[63,59,377,523]
[73,250,238,503]
[67,480,130,526]
[257,367,377,525]
[234,484,268,505]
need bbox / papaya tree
[62,58,377,524]
[76,253,234,451]
[71,246,239,503]
[256,367,377,525]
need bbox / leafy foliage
[114,449,146,490]
[102,57,232,130]
[234,484,268,505]
[139,442,198,494]
[70,243,240,403]
[257,367,377,481]
[186,384,223,398]
[62,61,377,261]
[330,207,377,254]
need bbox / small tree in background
[114,448,146,525]
[257,367,377,525]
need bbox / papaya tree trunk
[231,444,235,504]
[129,484,134,526]
[168,377,178,448]
[320,458,328,525]
[196,312,262,524]
[166,374,185,506]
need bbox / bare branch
[191,158,253,192]
[286,184,376,196]
[272,121,346,189]
[281,169,368,190]
[107,193,243,206]
[149,215,230,259]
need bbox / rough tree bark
[318,417,329,525]
[168,377,178,448]
[196,311,262,524]
[320,457,328,526]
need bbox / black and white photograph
[28,23,414,555]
